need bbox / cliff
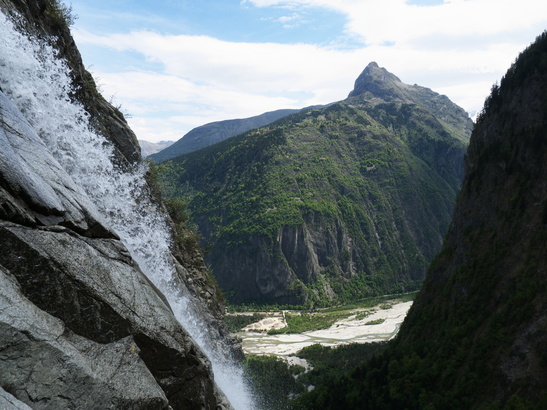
[0,1,239,408]
[0,0,140,164]
[158,63,472,305]
[297,32,547,409]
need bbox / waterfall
[0,13,255,410]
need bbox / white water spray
[0,13,255,409]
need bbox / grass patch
[268,312,346,334]
[224,313,266,333]
[354,311,373,320]
[365,318,386,325]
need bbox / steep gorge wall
[0,1,236,408]
[0,84,228,409]
[1,0,228,329]
[298,32,547,409]
[0,0,140,164]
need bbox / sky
[70,0,547,143]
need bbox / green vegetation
[144,160,226,310]
[150,109,299,163]
[223,313,266,332]
[353,311,372,320]
[289,31,547,409]
[244,355,306,410]
[365,318,385,325]
[157,65,471,306]
[231,292,416,334]
[320,292,417,312]
[238,293,416,407]
[226,302,306,313]
[46,0,78,27]
[292,342,389,402]
[268,312,346,335]
[243,343,390,409]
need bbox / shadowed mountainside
[296,31,547,410]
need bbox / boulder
[0,265,169,408]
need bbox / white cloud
[74,1,547,142]
[91,68,301,141]
[274,13,307,28]
[75,29,359,117]
[245,0,547,45]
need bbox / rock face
[0,92,113,237]
[0,1,233,409]
[298,32,547,409]
[159,63,472,306]
[0,0,140,165]
[395,32,547,407]
[0,91,227,409]
[349,62,472,142]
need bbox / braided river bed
[237,300,413,358]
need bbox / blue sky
[71,0,547,142]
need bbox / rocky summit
[350,62,472,143]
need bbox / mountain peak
[346,62,473,142]
[348,61,405,99]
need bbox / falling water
[0,13,255,409]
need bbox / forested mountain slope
[158,63,472,305]
[297,32,547,409]
[150,108,300,162]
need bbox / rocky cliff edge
[0,1,235,408]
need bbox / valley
[0,1,545,409]
[237,299,413,357]
[225,293,415,360]
[228,295,416,409]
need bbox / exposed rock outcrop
[349,62,472,143]
[0,1,236,408]
[0,387,32,410]
[0,92,114,238]
[0,81,229,410]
